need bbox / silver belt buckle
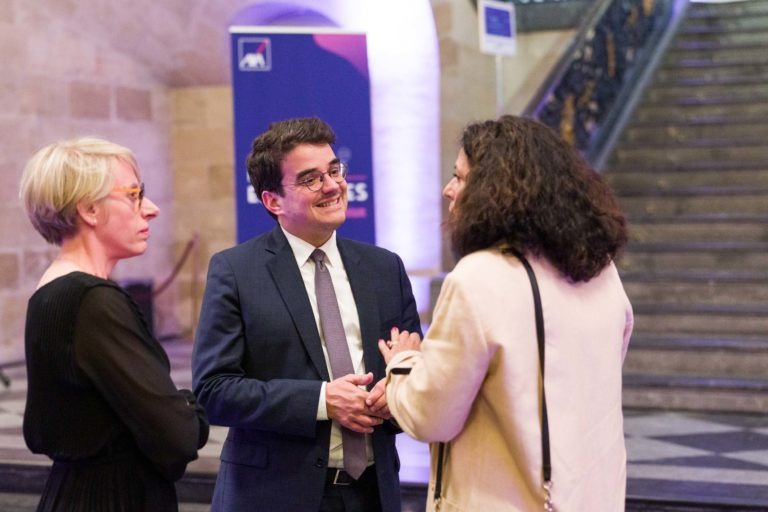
[333,468,352,486]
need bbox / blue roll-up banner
[231,27,375,244]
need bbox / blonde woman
[20,138,208,512]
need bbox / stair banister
[521,0,686,168]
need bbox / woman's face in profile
[94,159,159,260]
[443,148,470,213]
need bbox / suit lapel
[265,228,330,381]
[339,240,383,380]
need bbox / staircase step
[632,101,768,123]
[608,167,768,189]
[626,241,768,252]
[622,268,768,281]
[624,334,768,378]
[643,80,768,101]
[654,64,768,83]
[627,213,768,224]
[612,145,768,165]
[631,332,768,348]
[623,374,768,413]
[686,1,768,18]
[618,190,768,216]
[629,219,768,243]
[618,242,768,273]
[665,46,768,65]
[619,121,768,145]
[622,274,768,306]
[618,183,768,195]
[679,15,768,33]
[663,52,768,68]
[621,136,768,148]
[674,30,768,49]
[633,303,768,335]
[634,302,768,315]
[606,159,768,173]
[644,92,768,108]
[653,73,768,88]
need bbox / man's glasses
[293,162,348,192]
[112,182,145,210]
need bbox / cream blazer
[386,249,633,511]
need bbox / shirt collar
[281,226,341,268]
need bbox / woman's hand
[378,327,421,364]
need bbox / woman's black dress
[23,272,209,512]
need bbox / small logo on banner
[238,37,271,71]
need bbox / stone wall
[0,1,177,362]
[169,87,235,337]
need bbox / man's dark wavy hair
[450,115,627,282]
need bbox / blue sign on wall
[231,28,376,244]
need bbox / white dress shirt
[281,227,373,468]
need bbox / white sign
[478,0,517,56]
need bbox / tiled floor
[624,410,768,506]
[2,340,768,509]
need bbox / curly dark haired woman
[380,116,634,511]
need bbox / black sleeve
[73,285,207,481]
[179,388,210,449]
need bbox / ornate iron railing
[523,0,679,159]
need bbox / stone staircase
[604,0,768,413]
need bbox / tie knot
[311,249,326,268]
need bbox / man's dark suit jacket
[192,226,422,512]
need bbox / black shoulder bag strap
[514,253,554,509]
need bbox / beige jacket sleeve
[385,271,493,442]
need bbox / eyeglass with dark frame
[112,182,145,210]
[292,162,348,192]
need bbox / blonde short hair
[19,137,140,245]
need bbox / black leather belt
[327,468,356,486]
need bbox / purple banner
[231,29,375,244]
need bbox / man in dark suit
[193,117,422,512]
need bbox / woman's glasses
[112,182,145,210]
